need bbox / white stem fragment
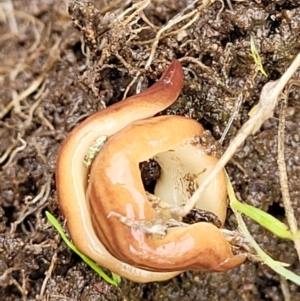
[175,52,300,217]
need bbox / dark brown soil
[0,0,300,300]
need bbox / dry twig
[174,52,300,217]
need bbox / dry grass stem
[115,0,150,25]
[280,276,291,301]
[145,0,217,68]
[174,52,300,217]
[0,0,18,34]
[278,96,300,260]
[145,9,199,69]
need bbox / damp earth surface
[0,0,300,300]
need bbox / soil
[0,0,300,300]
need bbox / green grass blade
[235,211,300,285]
[225,174,300,285]
[250,35,268,77]
[45,211,120,286]
[226,174,300,239]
